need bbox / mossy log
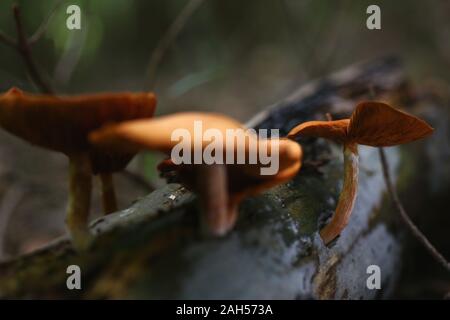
[0,57,446,299]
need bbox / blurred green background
[1,0,450,119]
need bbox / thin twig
[280,0,349,78]
[12,4,54,94]
[28,0,63,45]
[378,147,450,272]
[310,0,349,77]
[145,0,207,89]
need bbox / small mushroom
[288,101,433,245]
[90,112,302,235]
[0,87,157,249]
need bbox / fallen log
[0,56,445,299]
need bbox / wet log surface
[0,57,447,299]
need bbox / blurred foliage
[1,0,449,118]
[142,152,160,182]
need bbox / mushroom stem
[195,164,230,236]
[66,153,93,250]
[99,173,118,215]
[320,143,359,245]
[226,197,240,231]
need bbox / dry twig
[146,0,207,89]
[378,147,450,272]
[28,0,63,45]
[12,5,54,94]
[0,4,54,93]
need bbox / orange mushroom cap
[158,138,302,190]
[0,87,157,173]
[90,112,247,154]
[90,111,303,195]
[288,101,434,147]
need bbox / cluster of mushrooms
[0,88,433,250]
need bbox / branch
[0,57,416,300]
[28,0,63,45]
[378,147,450,272]
[12,4,54,94]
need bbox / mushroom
[288,101,433,245]
[0,87,157,249]
[90,112,302,235]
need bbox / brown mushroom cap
[288,119,349,144]
[348,101,434,146]
[0,88,157,173]
[288,101,434,147]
